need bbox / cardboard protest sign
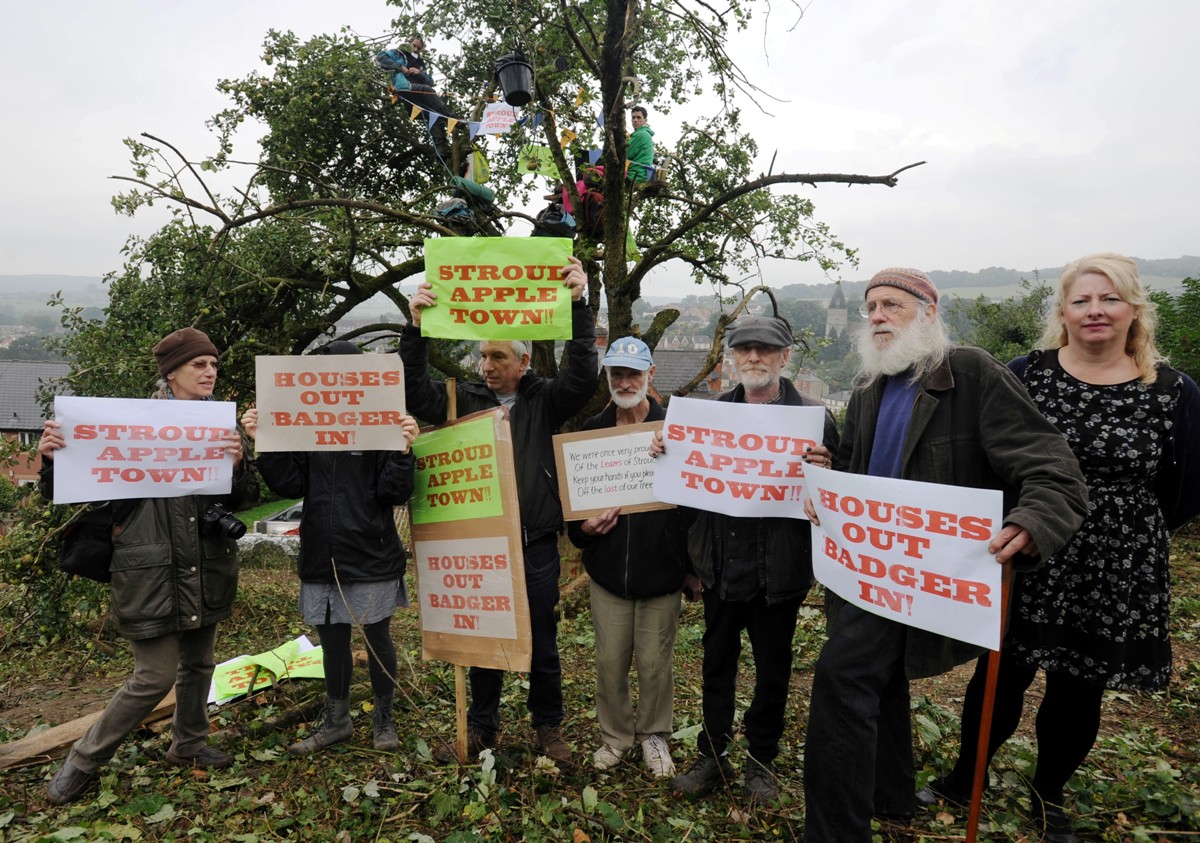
[479,101,518,135]
[208,635,323,705]
[421,237,573,341]
[805,464,1004,650]
[410,414,504,523]
[652,396,827,518]
[253,355,407,452]
[553,421,672,520]
[51,396,236,503]
[410,409,531,671]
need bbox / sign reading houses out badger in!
[253,355,407,452]
[409,410,531,671]
[50,396,237,504]
[420,237,573,341]
[652,396,827,519]
[804,464,1005,650]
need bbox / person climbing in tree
[399,35,434,87]
[376,46,457,164]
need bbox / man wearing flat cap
[568,337,693,778]
[801,269,1088,841]
[664,315,839,803]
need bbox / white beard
[736,363,780,392]
[609,374,649,409]
[854,310,951,387]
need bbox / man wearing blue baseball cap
[567,337,694,778]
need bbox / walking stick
[442,380,471,764]
[966,564,1014,843]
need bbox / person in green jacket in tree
[626,106,655,184]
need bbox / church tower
[825,283,848,338]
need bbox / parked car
[254,503,303,536]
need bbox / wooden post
[443,380,470,764]
[966,566,1014,843]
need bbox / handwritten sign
[652,396,826,518]
[421,237,573,340]
[51,396,236,503]
[411,415,504,523]
[253,355,407,452]
[553,422,671,520]
[208,635,323,704]
[479,101,518,135]
[805,464,1004,650]
[409,409,531,671]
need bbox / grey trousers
[68,624,219,772]
[589,580,681,753]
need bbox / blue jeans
[467,537,563,739]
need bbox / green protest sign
[411,415,505,524]
[421,237,573,340]
[212,638,325,702]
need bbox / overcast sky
[2,0,1196,299]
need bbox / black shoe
[433,728,496,764]
[47,760,98,805]
[669,754,733,799]
[916,775,968,807]
[1030,789,1082,843]
[743,754,779,802]
[165,744,233,769]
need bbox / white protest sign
[253,355,407,452]
[652,396,826,518]
[414,536,518,639]
[51,396,236,503]
[479,102,518,135]
[805,464,1004,650]
[553,421,670,520]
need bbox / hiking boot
[593,742,624,771]
[641,734,675,778]
[670,754,733,799]
[916,774,969,807]
[433,727,496,764]
[287,696,352,757]
[743,754,779,802]
[47,759,98,805]
[535,725,572,764]
[165,744,233,769]
[1030,789,1082,843]
[372,695,400,752]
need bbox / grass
[0,526,1198,841]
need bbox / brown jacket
[833,346,1088,678]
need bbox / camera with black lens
[201,504,247,540]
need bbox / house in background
[650,349,723,401]
[0,360,70,487]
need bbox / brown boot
[433,727,495,764]
[535,724,572,764]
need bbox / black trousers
[698,589,803,763]
[804,602,914,843]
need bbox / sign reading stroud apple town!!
[50,396,237,503]
[409,410,531,671]
[420,237,574,341]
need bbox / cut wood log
[0,689,176,770]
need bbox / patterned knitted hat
[865,268,939,305]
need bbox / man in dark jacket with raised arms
[401,256,598,764]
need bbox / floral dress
[1009,349,1179,690]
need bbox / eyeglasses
[859,299,919,318]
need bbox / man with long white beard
[567,337,693,777]
[801,268,1088,842]
[661,315,839,804]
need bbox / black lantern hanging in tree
[494,51,534,106]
